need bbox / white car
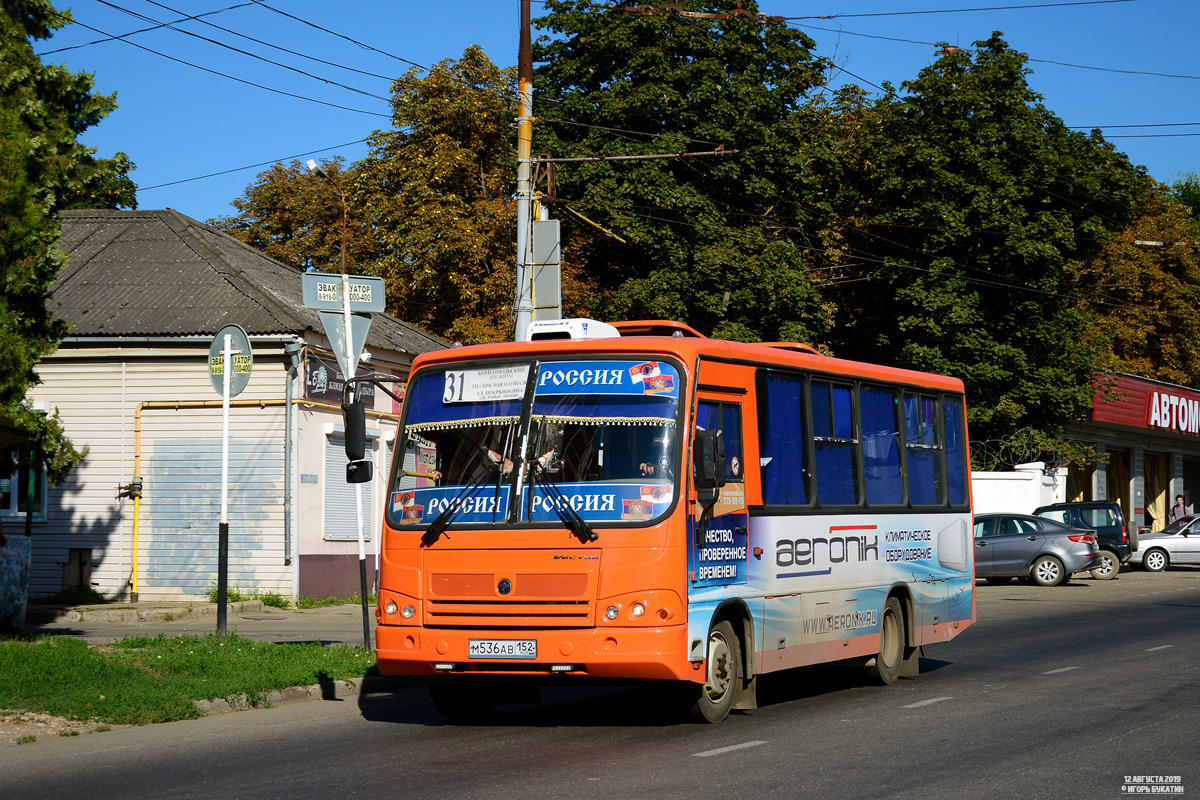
[1128,515,1200,571]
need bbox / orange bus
[369,319,975,722]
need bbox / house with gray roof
[11,208,445,601]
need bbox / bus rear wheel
[688,620,740,723]
[866,597,905,685]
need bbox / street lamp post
[306,159,347,274]
[306,158,372,651]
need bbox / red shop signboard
[1092,374,1200,436]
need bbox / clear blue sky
[40,0,1200,224]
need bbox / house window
[324,433,375,541]
[1,444,47,523]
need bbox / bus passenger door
[690,399,749,588]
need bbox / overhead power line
[95,0,390,102]
[54,12,390,118]
[140,0,397,82]
[36,1,254,56]
[782,0,1137,20]
[138,138,371,191]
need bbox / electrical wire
[95,0,391,103]
[139,139,371,191]
[35,2,254,56]
[56,13,391,118]
[140,0,397,82]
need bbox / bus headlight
[606,606,620,620]
[402,605,416,619]
[385,601,398,616]
[632,603,646,617]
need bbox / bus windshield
[389,358,682,528]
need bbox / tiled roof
[52,209,446,355]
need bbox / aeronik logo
[775,525,879,578]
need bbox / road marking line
[694,741,768,757]
[1146,645,1174,651]
[1042,666,1080,674]
[903,696,952,708]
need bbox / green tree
[218,46,612,345]
[212,157,369,273]
[1,0,136,483]
[532,0,836,342]
[1169,172,1200,220]
[822,35,1152,467]
[353,46,520,344]
[1082,187,1200,386]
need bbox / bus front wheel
[865,597,905,686]
[689,619,740,723]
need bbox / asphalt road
[5,568,1198,800]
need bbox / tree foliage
[353,46,521,344]
[1081,187,1200,385]
[212,157,369,273]
[820,35,1152,466]
[532,0,836,342]
[2,0,136,481]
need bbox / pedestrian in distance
[1168,494,1189,524]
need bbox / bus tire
[689,619,740,723]
[865,596,904,686]
[428,684,495,723]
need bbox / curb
[25,600,265,625]
[194,675,410,715]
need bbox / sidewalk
[22,599,379,649]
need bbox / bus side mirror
[693,428,726,492]
[343,401,367,461]
[346,459,373,484]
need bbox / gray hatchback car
[973,513,1103,586]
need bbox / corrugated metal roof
[53,209,446,355]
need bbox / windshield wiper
[421,465,502,546]
[533,451,598,543]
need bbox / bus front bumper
[376,624,694,682]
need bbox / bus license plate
[468,639,537,660]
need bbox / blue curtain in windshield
[862,387,903,505]
[760,373,807,505]
[945,398,967,506]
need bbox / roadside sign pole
[344,274,371,651]
[302,272,381,650]
[218,333,231,637]
[208,324,251,639]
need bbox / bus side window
[944,397,969,507]
[696,401,744,483]
[758,372,809,505]
[811,380,859,506]
[904,392,945,506]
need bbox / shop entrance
[1106,448,1131,522]
[1144,452,1171,532]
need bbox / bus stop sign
[209,324,253,397]
[302,273,385,312]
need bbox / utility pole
[513,0,535,342]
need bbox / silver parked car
[1128,514,1200,571]
[973,513,1103,586]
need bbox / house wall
[26,338,416,602]
[27,345,292,601]
[293,351,403,600]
